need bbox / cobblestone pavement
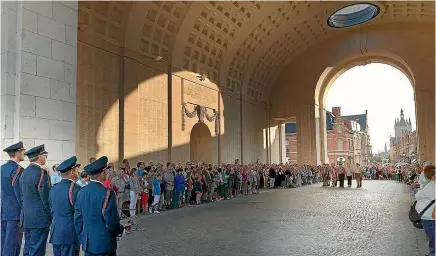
[35,180,427,256]
[115,180,427,256]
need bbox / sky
[325,63,415,154]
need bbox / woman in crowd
[414,165,435,256]
[129,169,140,218]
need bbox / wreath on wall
[182,103,220,135]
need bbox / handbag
[409,199,435,229]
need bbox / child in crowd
[141,173,149,214]
[194,176,202,205]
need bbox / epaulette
[11,166,23,186]
[102,188,111,215]
[37,169,49,189]
[68,182,75,207]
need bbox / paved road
[30,180,427,256]
[116,180,427,256]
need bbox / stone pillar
[1,1,78,166]
[415,88,435,162]
[296,104,319,165]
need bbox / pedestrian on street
[354,163,363,188]
[337,161,346,188]
[1,141,25,256]
[74,156,125,256]
[346,159,353,187]
[49,156,82,256]
[20,145,51,256]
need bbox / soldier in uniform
[74,156,125,256]
[1,141,25,256]
[20,144,51,256]
[49,156,82,256]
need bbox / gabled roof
[341,114,367,130]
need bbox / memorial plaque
[184,80,217,109]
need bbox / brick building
[389,110,417,163]
[285,107,372,165]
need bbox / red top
[103,179,112,188]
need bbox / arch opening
[315,55,417,165]
[190,122,213,164]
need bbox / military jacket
[19,163,51,228]
[49,179,81,244]
[1,160,23,220]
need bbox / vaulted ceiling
[78,1,435,103]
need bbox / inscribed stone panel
[123,59,168,163]
[76,42,120,164]
[220,94,241,163]
[183,80,217,109]
[242,101,266,164]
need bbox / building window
[337,139,343,151]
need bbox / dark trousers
[85,252,116,256]
[23,227,49,256]
[347,176,352,186]
[53,244,80,256]
[1,220,23,256]
[338,174,345,187]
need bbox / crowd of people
[1,140,434,256]
[87,160,324,217]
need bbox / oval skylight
[328,3,380,28]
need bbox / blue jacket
[152,178,161,196]
[1,160,23,221]
[74,181,124,254]
[174,174,185,192]
[49,179,81,245]
[19,163,51,228]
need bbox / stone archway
[315,52,417,164]
[190,122,212,164]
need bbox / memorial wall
[75,2,273,165]
[76,41,121,164]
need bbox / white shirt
[418,172,429,190]
[415,181,435,220]
[346,167,354,176]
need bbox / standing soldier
[74,156,125,256]
[20,144,51,256]
[1,141,25,256]
[49,156,82,256]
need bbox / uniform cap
[57,156,81,173]
[24,144,47,159]
[83,156,108,175]
[3,141,24,153]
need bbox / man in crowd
[76,171,90,187]
[20,145,51,256]
[74,156,125,255]
[111,166,129,216]
[337,160,346,188]
[163,163,175,208]
[49,156,82,256]
[50,164,62,185]
[1,141,25,256]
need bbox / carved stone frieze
[182,103,220,136]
